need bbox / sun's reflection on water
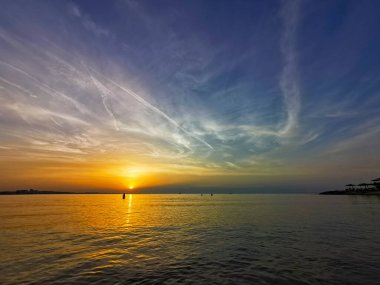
[126,194,133,224]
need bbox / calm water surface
[0,194,379,284]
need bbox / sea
[0,194,379,285]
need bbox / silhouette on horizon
[321,177,380,195]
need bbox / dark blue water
[0,194,379,284]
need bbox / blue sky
[0,0,380,192]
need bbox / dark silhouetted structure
[321,177,380,195]
[372,178,380,190]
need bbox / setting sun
[129,186,134,190]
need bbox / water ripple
[0,194,379,284]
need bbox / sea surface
[0,194,379,285]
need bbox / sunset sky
[1,0,380,192]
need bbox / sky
[1,0,380,193]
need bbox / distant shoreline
[320,177,380,195]
[0,190,99,195]
[1,189,379,196]
[319,190,380,195]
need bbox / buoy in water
[122,193,125,199]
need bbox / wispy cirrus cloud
[0,0,305,174]
[68,2,111,38]
[1,0,380,190]
[279,0,301,137]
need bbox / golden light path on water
[126,194,132,224]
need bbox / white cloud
[279,0,301,137]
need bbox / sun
[128,185,134,190]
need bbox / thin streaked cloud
[1,0,380,191]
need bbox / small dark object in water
[211,193,213,196]
[122,193,125,199]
